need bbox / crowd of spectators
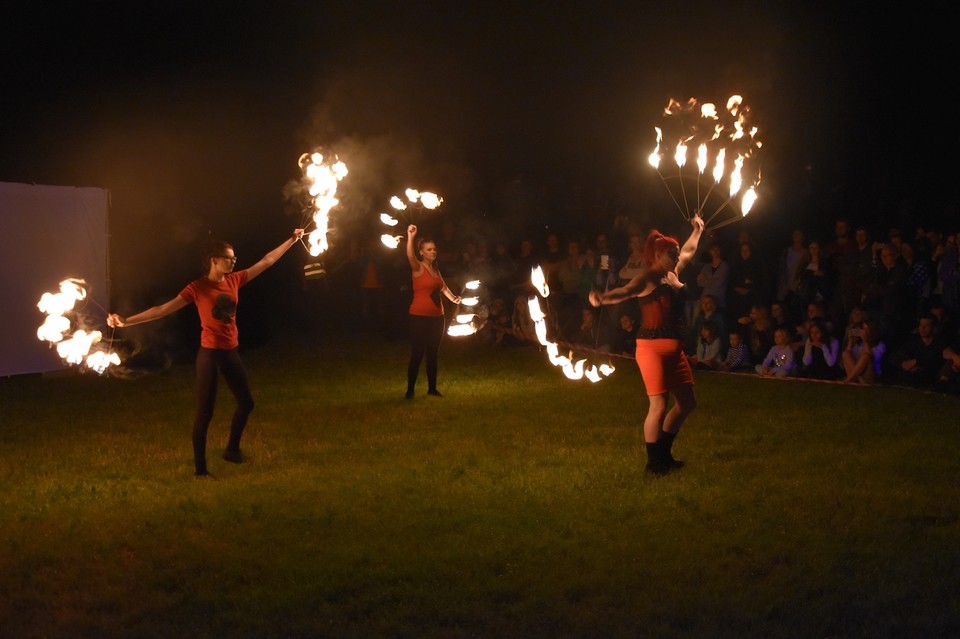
[323,213,960,396]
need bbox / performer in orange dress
[405,224,461,399]
[590,214,704,475]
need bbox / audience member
[687,294,727,356]
[888,313,947,388]
[798,320,841,380]
[696,242,730,314]
[721,330,752,372]
[727,240,765,322]
[756,326,797,377]
[738,303,774,366]
[842,320,885,384]
[690,320,724,370]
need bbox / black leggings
[194,347,254,474]
[407,315,445,393]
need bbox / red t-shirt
[408,268,444,317]
[179,270,249,349]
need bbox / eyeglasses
[218,255,238,262]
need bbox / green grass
[1,330,958,638]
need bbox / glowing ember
[647,94,762,228]
[36,278,118,374]
[298,151,348,256]
[380,213,399,226]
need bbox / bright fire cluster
[299,152,348,256]
[447,279,483,337]
[648,95,762,224]
[36,278,119,374]
[526,266,615,383]
[379,187,444,249]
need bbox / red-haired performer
[589,214,705,476]
[405,224,461,399]
[107,229,304,477]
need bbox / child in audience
[721,329,752,372]
[756,326,797,377]
[799,319,841,380]
[690,320,723,370]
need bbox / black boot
[644,442,672,476]
[658,430,684,469]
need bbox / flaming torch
[297,151,348,256]
[36,278,120,374]
[646,95,762,230]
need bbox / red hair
[642,230,679,267]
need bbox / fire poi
[36,278,120,374]
[447,279,485,337]
[379,187,443,249]
[297,151,348,256]
[647,95,762,230]
[525,266,616,383]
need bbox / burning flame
[36,278,119,374]
[380,187,445,250]
[298,152,348,256]
[647,94,762,227]
[525,267,614,383]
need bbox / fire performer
[589,214,705,476]
[405,224,461,399]
[107,229,304,477]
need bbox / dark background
[2,2,956,352]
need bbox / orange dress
[634,283,693,395]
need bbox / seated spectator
[888,313,947,388]
[690,320,723,370]
[842,320,885,384]
[936,335,960,395]
[738,303,774,366]
[687,294,727,356]
[570,306,608,351]
[721,330,752,372]
[798,320,841,380]
[614,313,638,357]
[756,326,797,377]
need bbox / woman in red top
[405,224,461,399]
[107,229,303,477]
[590,214,704,476]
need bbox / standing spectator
[696,242,730,313]
[798,320,841,380]
[556,238,587,338]
[933,232,958,313]
[777,228,809,304]
[900,241,932,314]
[826,218,858,330]
[617,232,646,285]
[862,244,910,350]
[793,238,833,314]
[541,230,565,293]
[727,241,764,322]
[888,314,947,389]
[510,237,539,298]
[756,326,797,377]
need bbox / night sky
[2,2,956,316]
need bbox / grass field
[1,329,958,638]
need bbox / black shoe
[194,471,216,479]
[666,456,685,469]
[405,390,414,400]
[222,449,249,464]
[427,389,443,397]
[644,461,673,477]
